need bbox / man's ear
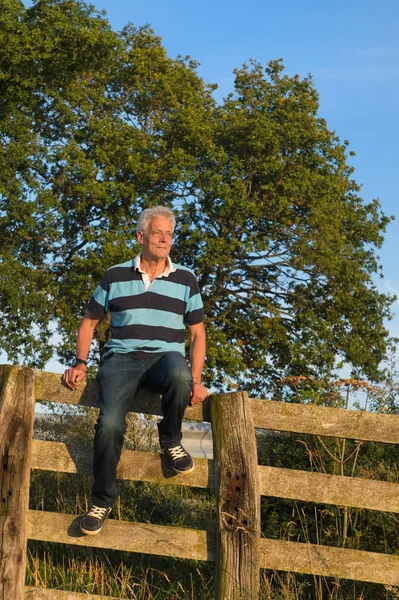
[137,230,144,244]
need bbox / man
[62,206,207,535]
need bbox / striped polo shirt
[87,256,204,357]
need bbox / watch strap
[72,358,87,367]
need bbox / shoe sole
[170,463,195,474]
[80,525,104,535]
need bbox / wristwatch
[71,358,87,367]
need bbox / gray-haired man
[63,206,207,534]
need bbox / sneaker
[80,505,112,535]
[163,445,194,474]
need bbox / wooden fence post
[0,365,36,600]
[211,391,260,600]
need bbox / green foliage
[0,0,395,394]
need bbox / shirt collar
[134,254,176,277]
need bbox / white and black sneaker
[80,505,112,535]
[163,445,194,474]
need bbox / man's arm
[62,312,100,390]
[188,322,207,404]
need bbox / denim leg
[92,353,146,507]
[144,352,192,449]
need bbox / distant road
[181,422,213,459]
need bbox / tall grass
[26,545,215,599]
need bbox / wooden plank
[259,538,399,586]
[250,398,399,443]
[211,391,260,600]
[27,510,215,562]
[31,439,92,476]
[259,465,399,513]
[0,365,36,600]
[31,439,214,489]
[33,439,399,513]
[35,372,399,443]
[25,587,122,600]
[34,371,211,421]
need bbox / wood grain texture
[211,391,260,600]
[27,510,215,562]
[250,398,399,443]
[31,439,214,489]
[31,440,399,513]
[35,372,399,443]
[259,537,399,585]
[34,371,211,421]
[259,465,399,512]
[0,366,36,600]
[25,588,122,600]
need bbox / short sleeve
[184,275,204,325]
[87,271,110,318]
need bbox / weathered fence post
[0,365,36,600]
[211,391,260,600]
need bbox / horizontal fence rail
[1,366,399,600]
[25,589,121,600]
[249,400,399,444]
[31,440,214,489]
[32,440,399,513]
[28,510,215,562]
[35,372,210,421]
[36,370,399,442]
[258,465,399,513]
[27,512,399,587]
[259,538,399,586]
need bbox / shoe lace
[168,445,188,460]
[87,505,109,519]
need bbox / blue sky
[3,0,399,374]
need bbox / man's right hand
[62,364,87,390]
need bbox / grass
[27,544,398,599]
[26,545,215,599]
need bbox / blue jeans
[92,351,192,507]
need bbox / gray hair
[136,206,176,234]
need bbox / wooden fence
[1,364,399,600]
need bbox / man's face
[137,216,174,261]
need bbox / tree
[0,0,123,364]
[0,0,395,396]
[176,59,395,393]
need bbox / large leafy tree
[0,0,394,395]
[178,60,394,393]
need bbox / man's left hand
[190,382,208,404]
